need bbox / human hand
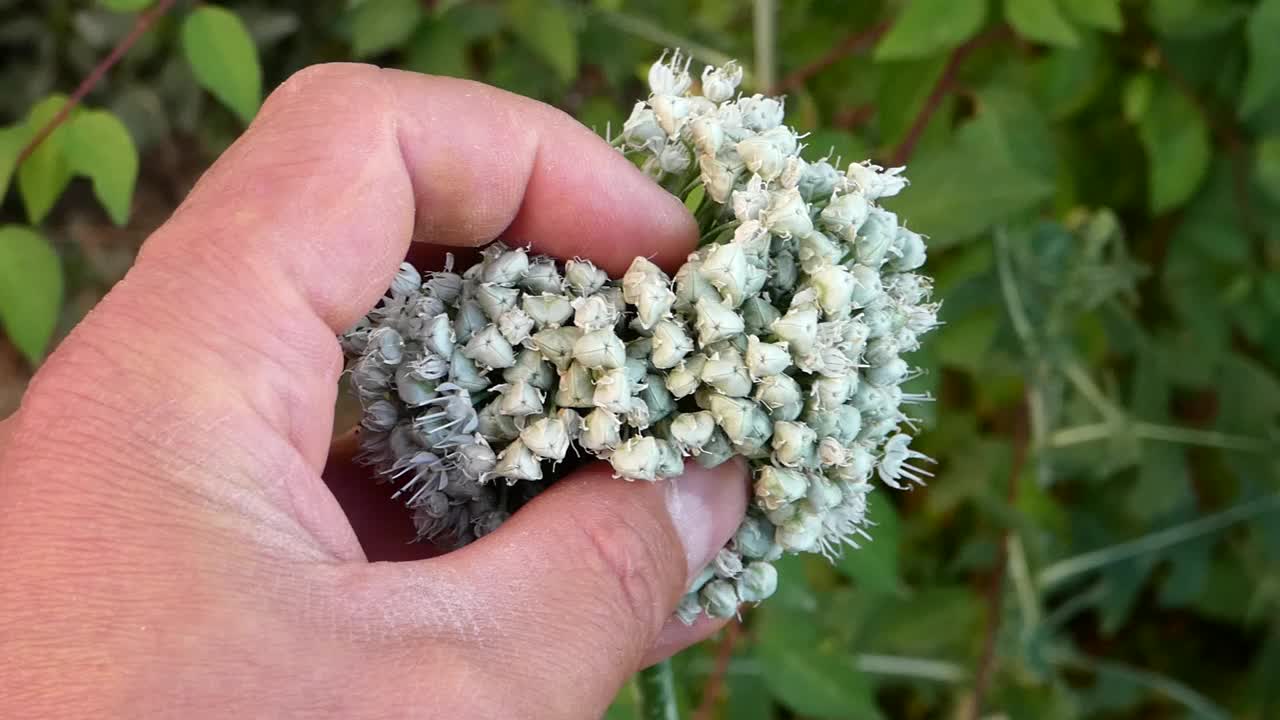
[0,64,749,720]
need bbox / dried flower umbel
[340,51,939,622]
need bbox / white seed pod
[779,156,806,189]
[482,248,529,286]
[449,349,491,392]
[464,324,517,369]
[771,420,817,468]
[572,328,626,370]
[390,262,422,297]
[555,361,597,408]
[475,283,521,321]
[624,396,653,430]
[624,357,651,387]
[734,514,777,560]
[810,265,856,318]
[737,136,785,181]
[453,299,488,344]
[731,219,772,262]
[497,380,544,417]
[669,411,716,453]
[889,226,928,272]
[701,242,750,306]
[754,374,804,422]
[610,436,662,481]
[635,281,678,330]
[713,548,744,579]
[454,441,497,480]
[858,414,900,446]
[700,578,740,619]
[424,264,463,303]
[689,115,724,155]
[698,153,740,204]
[368,326,405,366]
[651,93,693,137]
[708,395,769,446]
[737,93,785,132]
[572,293,620,331]
[745,335,791,380]
[856,207,899,267]
[657,139,692,174]
[811,375,855,410]
[696,427,736,468]
[700,350,753,397]
[755,465,808,511]
[741,298,782,337]
[867,357,910,387]
[557,408,582,441]
[564,259,608,296]
[648,49,692,95]
[497,307,535,345]
[849,264,884,308]
[592,367,633,413]
[491,439,543,482]
[770,305,819,354]
[655,438,684,478]
[580,407,622,454]
[395,364,435,406]
[884,272,932,305]
[665,353,708,398]
[776,507,823,553]
[650,320,695,369]
[761,187,813,239]
[676,592,702,625]
[639,374,677,422]
[476,400,520,442]
[806,472,844,513]
[350,355,392,399]
[736,561,778,603]
[674,259,721,310]
[529,326,583,371]
[702,60,743,103]
[622,257,666,301]
[851,382,894,417]
[522,293,575,329]
[420,313,455,358]
[504,348,555,390]
[797,230,843,273]
[521,257,564,295]
[519,417,570,461]
[622,101,665,151]
[362,399,400,433]
[819,192,871,241]
[846,161,908,200]
[797,158,841,202]
[770,247,799,294]
[694,298,746,346]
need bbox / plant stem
[636,660,680,720]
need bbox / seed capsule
[529,326,583,371]
[580,407,622,454]
[482,248,529,286]
[565,259,608,295]
[520,417,571,461]
[609,436,662,481]
[755,465,808,510]
[694,298,745,346]
[665,353,708,399]
[497,380,544,417]
[573,328,626,370]
[464,324,517,369]
[492,439,543,482]
[390,262,422,297]
[736,562,778,603]
[670,411,716,454]
[699,579,740,619]
[771,420,817,468]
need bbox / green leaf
[350,0,423,58]
[755,601,883,720]
[836,496,906,596]
[1240,0,1280,117]
[64,110,138,226]
[1005,0,1081,47]
[0,123,27,200]
[405,16,471,77]
[0,225,63,365]
[885,89,1056,247]
[1058,0,1122,31]
[506,0,578,84]
[1148,0,1250,38]
[99,0,153,11]
[181,6,262,125]
[1135,80,1211,213]
[874,0,987,61]
[1257,136,1280,203]
[17,95,74,225]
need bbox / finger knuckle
[572,506,677,633]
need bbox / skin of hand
[0,64,750,720]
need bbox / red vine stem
[691,619,742,720]
[887,27,1011,167]
[769,21,891,96]
[14,0,177,168]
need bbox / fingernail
[663,457,750,584]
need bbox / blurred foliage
[2,0,1280,718]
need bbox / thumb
[365,458,748,716]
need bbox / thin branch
[887,27,1010,166]
[752,0,777,95]
[966,392,1030,720]
[15,0,176,168]
[636,659,680,720]
[691,620,742,720]
[769,21,891,95]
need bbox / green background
[2,1,1279,718]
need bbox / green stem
[635,660,680,720]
